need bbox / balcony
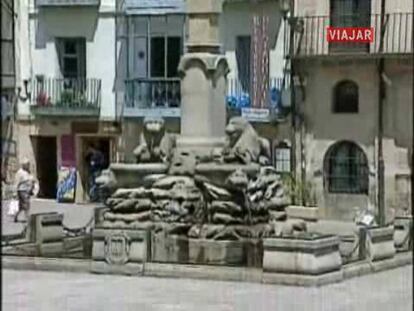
[226,77,288,123]
[124,78,181,118]
[30,78,101,117]
[36,0,100,6]
[290,13,413,57]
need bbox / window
[150,37,181,78]
[236,36,251,93]
[333,80,358,113]
[325,141,368,194]
[274,142,291,173]
[57,38,86,79]
[330,0,371,53]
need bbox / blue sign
[57,167,77,203]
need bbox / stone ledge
[144,263,262,283]
[342,251,413,280]
[2,256,91,274]
[262,270,343,287]
[2,252,412,286]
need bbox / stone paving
[1,199,97,236]
[2,265,412,311]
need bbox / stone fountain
[91,0,295,271]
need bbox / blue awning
[123,0,186,15]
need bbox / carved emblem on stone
[104,232,130,265]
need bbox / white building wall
[220,1,284,80]
[299,59,412,220]
[18,0,117,120]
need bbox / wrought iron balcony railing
[36,0,100,7]
[31,77,101,117]
[124,78,181,117]
[226,77,288,122]
[288,12,413,57]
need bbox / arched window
[333,80,359,113]
[324,141,368,194]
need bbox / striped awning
[123,0,186,15]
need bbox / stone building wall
[297,58,412,220]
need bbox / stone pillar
[177,0,229,156]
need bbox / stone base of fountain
[262,234,342,275]
[151,233,263,267]
[91,228,151,275]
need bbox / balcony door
[330,0,371,53]
[56,38,87,106]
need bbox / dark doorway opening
[32,136,58,199]
[80,137,111,202]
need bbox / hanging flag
[251,14,270,109]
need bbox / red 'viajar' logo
[327,27,375,43]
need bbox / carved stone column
[177,0,229,156]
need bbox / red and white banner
[251,14,270,109]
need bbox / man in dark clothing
[85,144,105,202]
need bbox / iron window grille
[274,143,291,174]
[325,142,368,194]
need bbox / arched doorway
[324,141,369,194]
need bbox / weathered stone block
[366,226,396,261]
[263,235,342,275]
[29,212,64,244]
[151,233,189,263]
[91,228,150,275]
[286,206,319,222]
[188,239,244,265]
[393,216,413,251]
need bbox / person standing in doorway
[85,143,105,202]
[14,158,37,222]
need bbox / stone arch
[323,140,369,194]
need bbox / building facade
[16,0,120,202]
[2,0,19,184]
[14,0,288,202]
[289,0,413,220]
[116,0,288,162]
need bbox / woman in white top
[14,158,37,222]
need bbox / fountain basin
[195,163,260,186]
[110,163,169,188]
[263,234,342,275]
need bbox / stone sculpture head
[143,116,165,134]
[95,169,117,198]
[225,117,251,147]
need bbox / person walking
[13,158,37,223]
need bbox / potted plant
[36,91,51,107]
[57,89,74,108]
[282,175,319,221]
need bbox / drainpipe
[288,3,297,204]
[377,0,386,226]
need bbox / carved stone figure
[133,116,176,163]
[95,169,118,199]
[222,117,271,165]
